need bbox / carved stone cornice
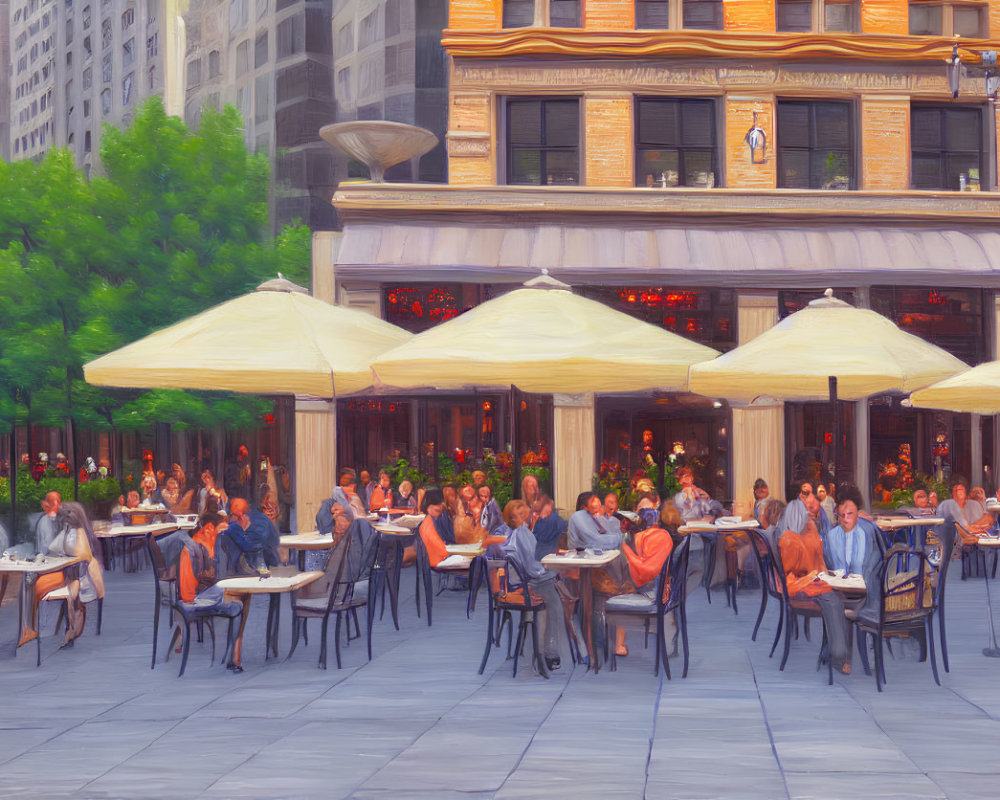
[441,29,997,64]
[332,182,1000,225]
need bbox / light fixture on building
[744,111,767,164]
[947,44,1000,99]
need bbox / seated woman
[23,503,104,649]
[178,509,230,603]
[410,488,473,568]
[161,476,194,515]
[938,476,993,546]
[634,479,661,530]
[777,497,851,674]
[499,499,569,672]
[752,478,770,520]
[673,467,724,522]
[477,484,503,535]
[140,474,166,507]
[393,480,418,511]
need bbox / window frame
[633,96,721,188]
[775,0,861,32]
[501,95,583,187]
[908,1,988,36]
[501,0,581,28]
[776,98,857,190]
[635,0,724,30]
[910,102,987,190]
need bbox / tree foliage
[0,97,312,437]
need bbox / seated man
[530,495,566,561]
[315,470,367,531]
[500,499,569,672]
[899,488,936,518]
[220,497,280,574]
[938,476,993,546]
[673,467,724,522]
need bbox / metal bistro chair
[854,544,939,692]
[289,523,378,669]
[606,534,692,678]
[145,532,242,677]
[477,554,549,679]
[747,528,784,647]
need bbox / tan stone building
[319,0,1000,514]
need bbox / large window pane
[503,0,534,27]
[778,100,852,189]
[778,148,810,188]
[509,101,541,144]
[683,0,723,29]
[510,149,542,184]
[544,100,579,147]
[505,97,580,186]
[549,0,581,26]
[911,104,982,190]
[638,101,679,146]
[639,149,680,187]
[636,0,670,28]
[777,0,813,31]
[908,4,942,35]
[953,5,984,36]
[546,150,580,184]
[824,0,858,31]
[636,98,717,187]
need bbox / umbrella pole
[829,376,839,489]
[511,385,521,500]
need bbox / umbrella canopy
[370,272,720,393]
[84,276,411,397]
[909,361,1000,415]
[689,289,968,403]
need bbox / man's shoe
[228,663,244,674]
[545,656,561,671]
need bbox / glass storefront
[785,400,856,496]
[579,286,737,351]
[596,394,731,502]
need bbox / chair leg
[857,628,872,676]
[319,614,330,670]
[55,601,66,635]
[178,622,192,678]
[512,617,525,678]
[334,612,343,670]
[224,618,235,667]
[288,617,301,660]
[769,601,784,658]
[779,607,793,671]
[479,604,495,675]
[680,602,690,679]
[151,594,161,670]
[96,598,103,636]
[752,588,767,642]
[938,600,950,674]
[207,619,217,666]
[926,614,940,686]
[803,616,811,642]
[874,631,884,692]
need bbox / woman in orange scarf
[777,498,851,673]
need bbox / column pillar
[731,293,783,512]
[311,231,340,304]
[972,413,983,488]
[854,399,870,507]
[552,393,595,518]
[294,397,337,533]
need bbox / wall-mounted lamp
[744,111,767,164]
[947,44,1000,99]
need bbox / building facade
[323,0,1000,513]
[8,0,186,170]
[0,0,10,160]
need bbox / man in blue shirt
[221,497,280,573]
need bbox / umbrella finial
[256,275,308,294]
[824,287,833,298]
[523,270,571,291]
[808,287,852,309]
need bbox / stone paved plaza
[1,558,999,800]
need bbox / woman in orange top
[777,497,851,674]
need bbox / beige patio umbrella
[689,288,967,480]
[371,272,720,393]
[909,361,1000,415]
[84,276,411,397]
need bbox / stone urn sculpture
[319,121,439,182]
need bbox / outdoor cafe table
[678,519,761,614]
[0,554,84,666]
[974,535,1000,658]
[217,570,323,666]
[874,516,945,549]
[817,571,867,597]
[96,522,184,571]
[541,548,620,674]
[279,531,336,570]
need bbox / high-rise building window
[236,40,249,75]
[102,51,112,82]
[146,33,157,59]
[121,7,134,29]
[101,87,111,114]
[122,37,134,68]
[254,32,268,68]
[66,18,74,43]
[83,66,92,89]
[911,105,984,190]
[122,72,134,105]
[777,100,854,190]
[504,97,580,185]
[83,4,90,28]
[102,17,112,48]
[635,97,718,187]
[209,50,221,78]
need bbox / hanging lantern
[744,111,767,164]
